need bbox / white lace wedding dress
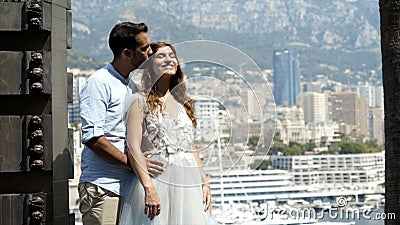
[119,94,216,225]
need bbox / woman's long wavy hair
[141,42,197,126]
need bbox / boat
[209,169,311,205]
[202,132,356,225]
[207,169,320,225]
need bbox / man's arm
[80,77,131,169]
[85,135,166,173]
[80,77,164,173]
[85,136,131,170]
[142,151,165,176]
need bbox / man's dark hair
[109,22,148,57]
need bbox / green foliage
[331,141,382,154]
[248,135,260,149]
[304,141,316,152]
[256,160,270,170]
[328,134,383,154]
[284,144,304,156]
[269,133,383,156]
[268,136,286,155]
[319,148,338,155]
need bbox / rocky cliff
[70,0,381,83]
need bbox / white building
[375,85,384,108]
[306,121,341,147]
[68,127,84,222]
[275,106,307,144]
[195,97,226,143]
[270,152,385,190]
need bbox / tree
[284,144,304,156]
[268,135,286,155]
[379,1,400,223]
[255,160,270,170]
[248,135,260,149]
[303,141,316,152]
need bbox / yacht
[209,169,311,205]
[208,169,319,225]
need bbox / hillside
[69,0,381,83]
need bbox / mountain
[69,0,381,83]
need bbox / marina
[208,166,384,225]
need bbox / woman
[119,42,215,225]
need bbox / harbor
[205,149,385,225]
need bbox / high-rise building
[369,107,385,145]
[346,84,384,108]
[375,85,384,108]
[239,89,261,119]
[298,92,328,124]
[331,91,369,137]
[194,97,220,142]
[358,85,375,107]
[273,49,300,106]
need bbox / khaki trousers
[78,182,122,225]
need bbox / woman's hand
[144,184,161,220]
[191,143,212,212]
[126,97,161,220]
[202,184,212,212]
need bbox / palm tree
[379,0,400,224]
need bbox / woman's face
[152,46,178,78]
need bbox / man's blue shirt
[79,63,139,196]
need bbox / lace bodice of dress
[143,104,194,163]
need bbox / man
[79,22,164,225]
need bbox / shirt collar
[105,63,130,85]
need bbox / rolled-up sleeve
[80,78,109,143]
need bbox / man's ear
[123,48,132,58]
